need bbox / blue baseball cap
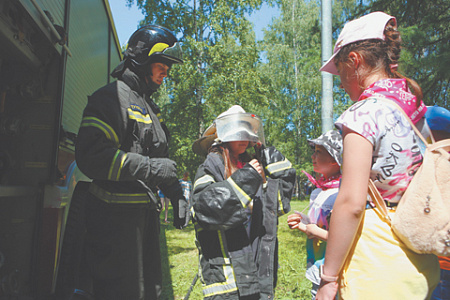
[425,105,450,133]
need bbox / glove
[176,199,188,228]
[148,158,178,187]
[159,180,187,229]
[260,146,290,178]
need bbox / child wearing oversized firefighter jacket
[190,105,296,300]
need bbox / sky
[108,0,280,47]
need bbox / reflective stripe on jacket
[75,69,169,204]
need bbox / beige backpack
[369,99,450,256]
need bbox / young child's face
[311,145,339,177]
[229,140,249,155]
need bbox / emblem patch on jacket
[128,104,152,124]
[130,104,147,115]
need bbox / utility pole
[321,0,333,133]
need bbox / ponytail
[384,19,423,105]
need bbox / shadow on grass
[159,207,198,299]
[159,223,175,300]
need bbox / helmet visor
[162,42,182,62]
[148,42,183,64]
[216,113,265,145]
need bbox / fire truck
[0,0,122,298]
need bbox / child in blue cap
[426,105,450,142]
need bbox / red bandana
[302,171,341,191]
[358,78,427,124]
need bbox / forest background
[125,0,448,298]
[127,0,449,182]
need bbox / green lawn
[159,199,311,300]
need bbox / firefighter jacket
[191,147,295,299]
[75,68,183,208]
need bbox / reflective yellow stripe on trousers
[202,230,238,297]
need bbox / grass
[159,199,311,300]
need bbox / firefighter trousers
[81,193,162,300]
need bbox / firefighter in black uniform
[73,25,186,300]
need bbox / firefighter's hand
[170,196,187,229]
[174,197,188,229]
[159,180,187,229]
[148,158,178,186]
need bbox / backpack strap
[428,139,450,152]
[369,98,450,218]
[374,98,450,155]
[368,98,430,224]
[368,179,392,224]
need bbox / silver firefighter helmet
[215,112,265,146]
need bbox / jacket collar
[204,153,226,181]
[120,68,150,96]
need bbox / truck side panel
[0,0,122,298]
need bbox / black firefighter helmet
[112,25,183,78]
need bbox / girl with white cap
[191,105,296,299]
[316,12,439,300]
